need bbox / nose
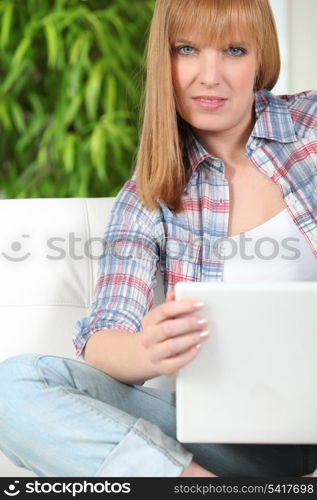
[198,50,222,87]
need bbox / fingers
[153,328,209,360]
[141,315,209,376]
[140,290,208,377]
[153,343,204,376]
[142,296,205,330]
[143,314,209,346]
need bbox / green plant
[0,0,155,198]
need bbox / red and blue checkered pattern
[73,88,317,357]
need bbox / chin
[191,121,227,133]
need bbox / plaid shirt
[73,88,317,357]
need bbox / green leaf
[0,98,12,130]
[90,122,107,181]
[85,61,104,121]
[81,10,108,54]
[1,1,13,49]
[69,32,91,66]
[12,37,31,67]
[65,94,83,125]
[37,145,48,168]
[44,21,59,68]
[0,58,29,95]
[63,133,76,173]
[10,101,26,133]
[105,73,116,120]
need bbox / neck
[193,107,255,164]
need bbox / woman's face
[171,35,258,145]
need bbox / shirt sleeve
[72,176,161,358]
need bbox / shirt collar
[252,88,297,143]
[186,130,214,172]
[184,88,297,187]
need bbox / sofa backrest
[0,198,173,388]
[0,197,177,477]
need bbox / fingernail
[197,317,208,326]
[196,343,202,349]
[193,301,205,309]
[199,330,209,338]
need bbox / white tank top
[222,208,317,283]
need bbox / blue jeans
[0,354,316,477]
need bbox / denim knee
[0,355,41,440]
[0,352,39,390]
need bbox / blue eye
[227,46,247,56]
[177,45,195,55]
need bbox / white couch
[0,197,174,477]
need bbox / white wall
[287,0,317,93]
[270,0,317,95]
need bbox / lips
[193,95,227,102]
[192,96,228,110]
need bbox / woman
[0,0,317,477]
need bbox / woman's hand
[139,288,209,376]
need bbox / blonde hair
[135,0,280,213]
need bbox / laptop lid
[175,281,317,444]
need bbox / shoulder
[277,89,317,111]
[277,90,317,133]
[110,171,161,227]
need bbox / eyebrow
[174,39,195,45]
[174,39,250,47]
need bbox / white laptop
[174,281,317,444]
